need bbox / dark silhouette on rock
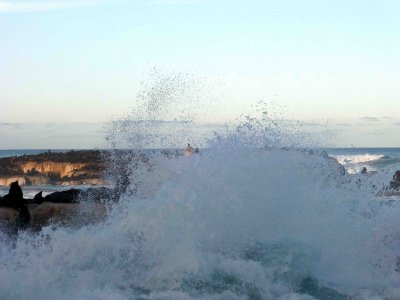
[34,191,44,204]
[0,181,25,209]
[30,187,120,204]
[390,170,400,190]
[361,167,367,174]
[0,181,31,235]
[9,181,23,198]
[0,150,154,231]
[44,189,81,203]
[0,184,119,232]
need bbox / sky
[0,0,399,148]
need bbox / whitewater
[1,73,400,300]
[1,136,400,299]
[330,148,400,175]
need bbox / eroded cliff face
[20,162,93,178]
[0,150,105,186]
[0,176,28,187]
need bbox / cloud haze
[360,116,381,122]
[0,0,195,12]
[0,0,98,12]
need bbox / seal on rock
[0,181,25,209]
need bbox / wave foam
[334,154,385,165]
[1,145,399,299]
[1,72,399,299]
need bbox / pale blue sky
[0,0,399,148]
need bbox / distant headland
[0,150,106,186]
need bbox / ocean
[327,148,400,175]
[2,147,399,174]
[0,149,81,158]
[1,142,400,299]
[1,147,399,199]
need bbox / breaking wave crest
[333,153,400,174]
[334,154,385,166]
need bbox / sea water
[2,147,400,174]
[329,148,400,175]
[1,136,400,299]
[0,149,71,159]
[1,72,400,299]
[1,147,399,196]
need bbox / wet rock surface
[0,181,112,233]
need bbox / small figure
[184,143,194,157]
[361,167,367,174]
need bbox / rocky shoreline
[0,150,107,186]
[0,182,111,233]
[0,150,149,233]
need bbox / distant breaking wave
[331,152,400,174]
[334,154,385,165]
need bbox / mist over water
[1,72,400,299]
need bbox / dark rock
[30,202,107,231]
[14,205,30,231]
[299,276,351,300]
[390,181,400,190]
[389,170,400,191]
[1,184,113,232]
[44,189,81,203]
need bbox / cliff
[0,150,107,186]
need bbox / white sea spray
[1,71,400,299]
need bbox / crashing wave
[1,72,400,300]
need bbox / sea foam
[1,72,400,299]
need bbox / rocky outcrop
[20,162,90,178]
[0,150,150,232]
[0,203,107,232]
[0,182,110,232]
[0,150,105,186]
[390,170,400,190]
[30,202,107,231]
[0,175,51,186]
[376,170,400,197]
[0,207,19,227]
